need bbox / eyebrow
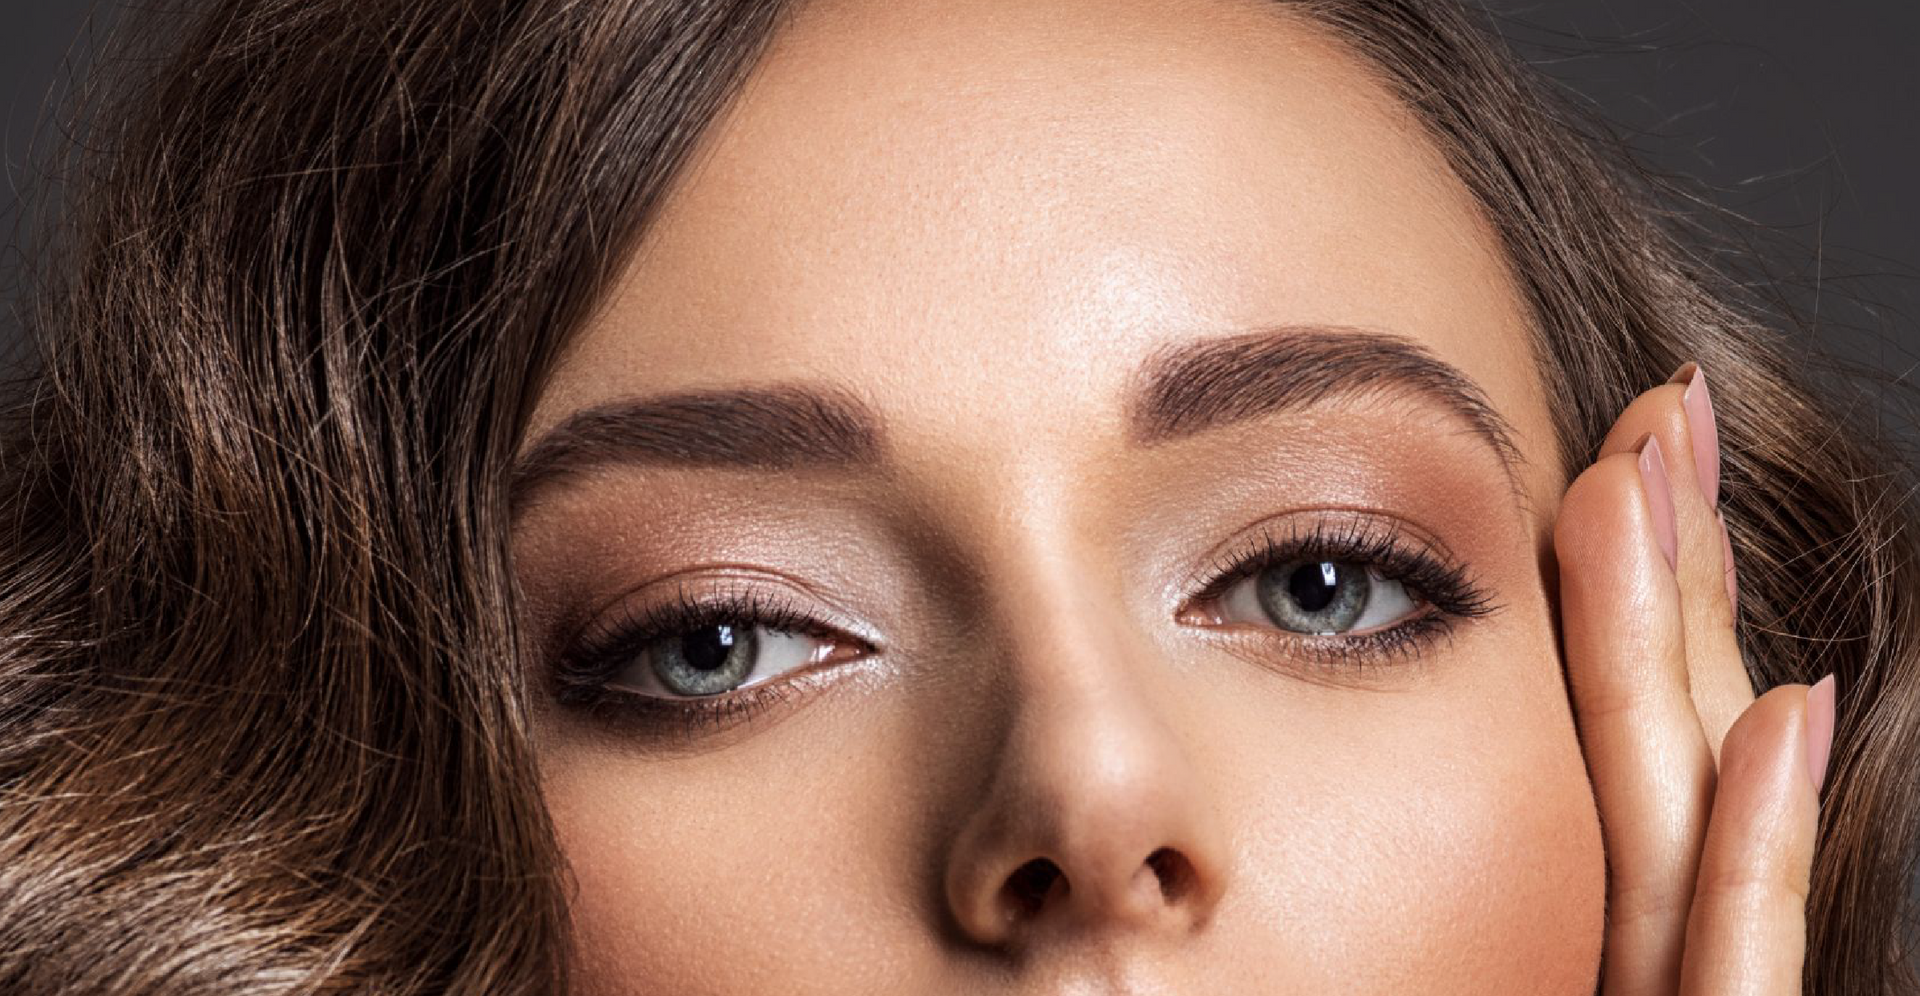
[509,325,1521,510]
[509,384,882,508]
[1125,326,1523,468]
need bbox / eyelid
[558,664,849,753]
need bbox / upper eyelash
[553,582,856,707]
[1189,514,1497,622]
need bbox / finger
[1556,440,1716,996]
[1597,363,1754,760]
[1679,676,1833,996]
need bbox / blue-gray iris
[656,625,759,696]
[1256,561,1370,634]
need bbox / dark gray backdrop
[4,1,1918,380]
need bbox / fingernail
[1668,361,1721,507]
[1717,510,1739,611]
[1805,673,1836,796]
[1637,434,1678,573]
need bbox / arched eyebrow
[510,384,882,509]
[1125,325,1524,469]
[509,325,1523,512]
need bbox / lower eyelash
[565,674,812,748]
[1279,610,1463,670]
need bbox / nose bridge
[979,499,1175,793]
[994,551,1180,810]
[941,507,1230,946]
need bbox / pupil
[1288,562,1341,612]
[680,625,739,673]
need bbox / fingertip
[1715,682,1828,826]
[1553,449,1656,565]
[1596,380,1719,525]
[1719,684,1805,764]
[1598,383,1691,459]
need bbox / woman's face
[511,1,1605,992]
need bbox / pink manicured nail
[1805,673,1836,796]
[1717,510,1738,610]
[1668,363,1722,508]
[1637,435,1678,573]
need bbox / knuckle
[1607,879,1691,932]
[1695,858,1811,912]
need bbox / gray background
[3,0,1918,389]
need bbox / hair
[0,0,1913,992]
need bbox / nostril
[1145,847,1193,903]
[1004,857,1065,914]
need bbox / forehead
[535,0,1555,499]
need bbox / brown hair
[1,0,1913,992]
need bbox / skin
[509,1,1824,993]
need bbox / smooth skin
[508,1,1827,992]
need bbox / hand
[1553,363,1837,995]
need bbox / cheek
[539,724,927,996]
[1211,657,1605,993]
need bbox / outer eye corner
[819,633,878,665]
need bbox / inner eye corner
[1171,591,1226,628]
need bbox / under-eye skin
[1178,511,1499,669]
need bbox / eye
[607,623,840,699]
[554,584,874,719]
[1177,512,1496,659]
[1214,558,1421,635]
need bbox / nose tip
[941,706,1231,949]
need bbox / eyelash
[1184,515,1497,669]
[553,584,855,742]
[552,518,1497,739]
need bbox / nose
[941,598,1231,948]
